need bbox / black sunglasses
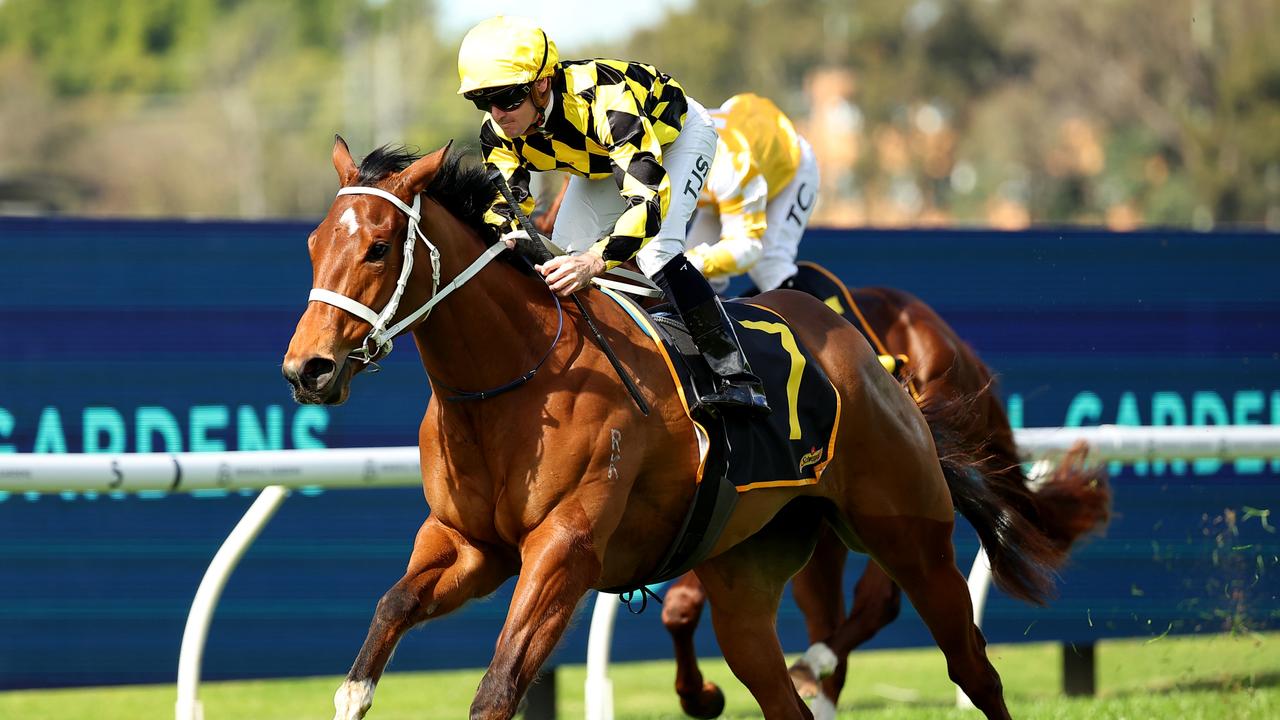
[465,84,532,113]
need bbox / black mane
[356,144,499,245]
[426,150,499,241]
[356,144,422,186]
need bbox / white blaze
[339,207,361,237]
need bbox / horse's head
[283,136,450,405]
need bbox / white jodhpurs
[551,97,718,277]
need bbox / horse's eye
[365,242,390,262]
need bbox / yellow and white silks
[686,93,821,293]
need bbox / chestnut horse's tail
[1027,440,1111,555]
[917,383,1110,605]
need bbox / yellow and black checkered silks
[480,59,688,268]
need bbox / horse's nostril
[300,357,337,391]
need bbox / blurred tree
[0,0,1275,225]
[0,0,472,217]
[938,0,1280,226]
[619,0,1278,228]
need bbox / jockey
[458,16,769,417]
[688,94,905,378]
[686,93,820,296]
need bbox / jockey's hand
[536,252,605,297]
[499,229,529,250]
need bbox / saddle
[597,288,841,589]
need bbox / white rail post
[175,485,290,720]
[584,592,620,720]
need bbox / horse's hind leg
[697,501,824,720]
[334,518,513,720]
[662,572,726,719]
[853,513,1011,720]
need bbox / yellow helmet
[457,16,559,95]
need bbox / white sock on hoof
[802,642,839,678]
[334,679,376,720]
[809,691,837,720]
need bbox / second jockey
[686,93,820,296]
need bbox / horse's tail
[1026,441,1111,554]
[918,385,1076,605]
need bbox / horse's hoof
[678,681,725,719]
[808,692,837,720]
[333,679,374,720]
[788,662,821,700]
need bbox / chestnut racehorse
[659,274,1111,719]
[283,140,1064,720]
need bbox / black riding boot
[652,254,771,417]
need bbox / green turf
[1,632,1274,719]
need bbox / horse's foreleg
[827,561,901,656]
[797,559,902,718]
[334,518,513,720]
[787,527,849,717]
[469,520,601,720]
[662,572,725,719]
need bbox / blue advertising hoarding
[1,218,1277,688]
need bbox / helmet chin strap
[531,84,552,132]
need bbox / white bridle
[307,186,506,364]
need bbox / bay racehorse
[658,269,1112,719]
[283,139,1065,720]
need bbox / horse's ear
[397,140,454,196]
[333,134,358,186]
